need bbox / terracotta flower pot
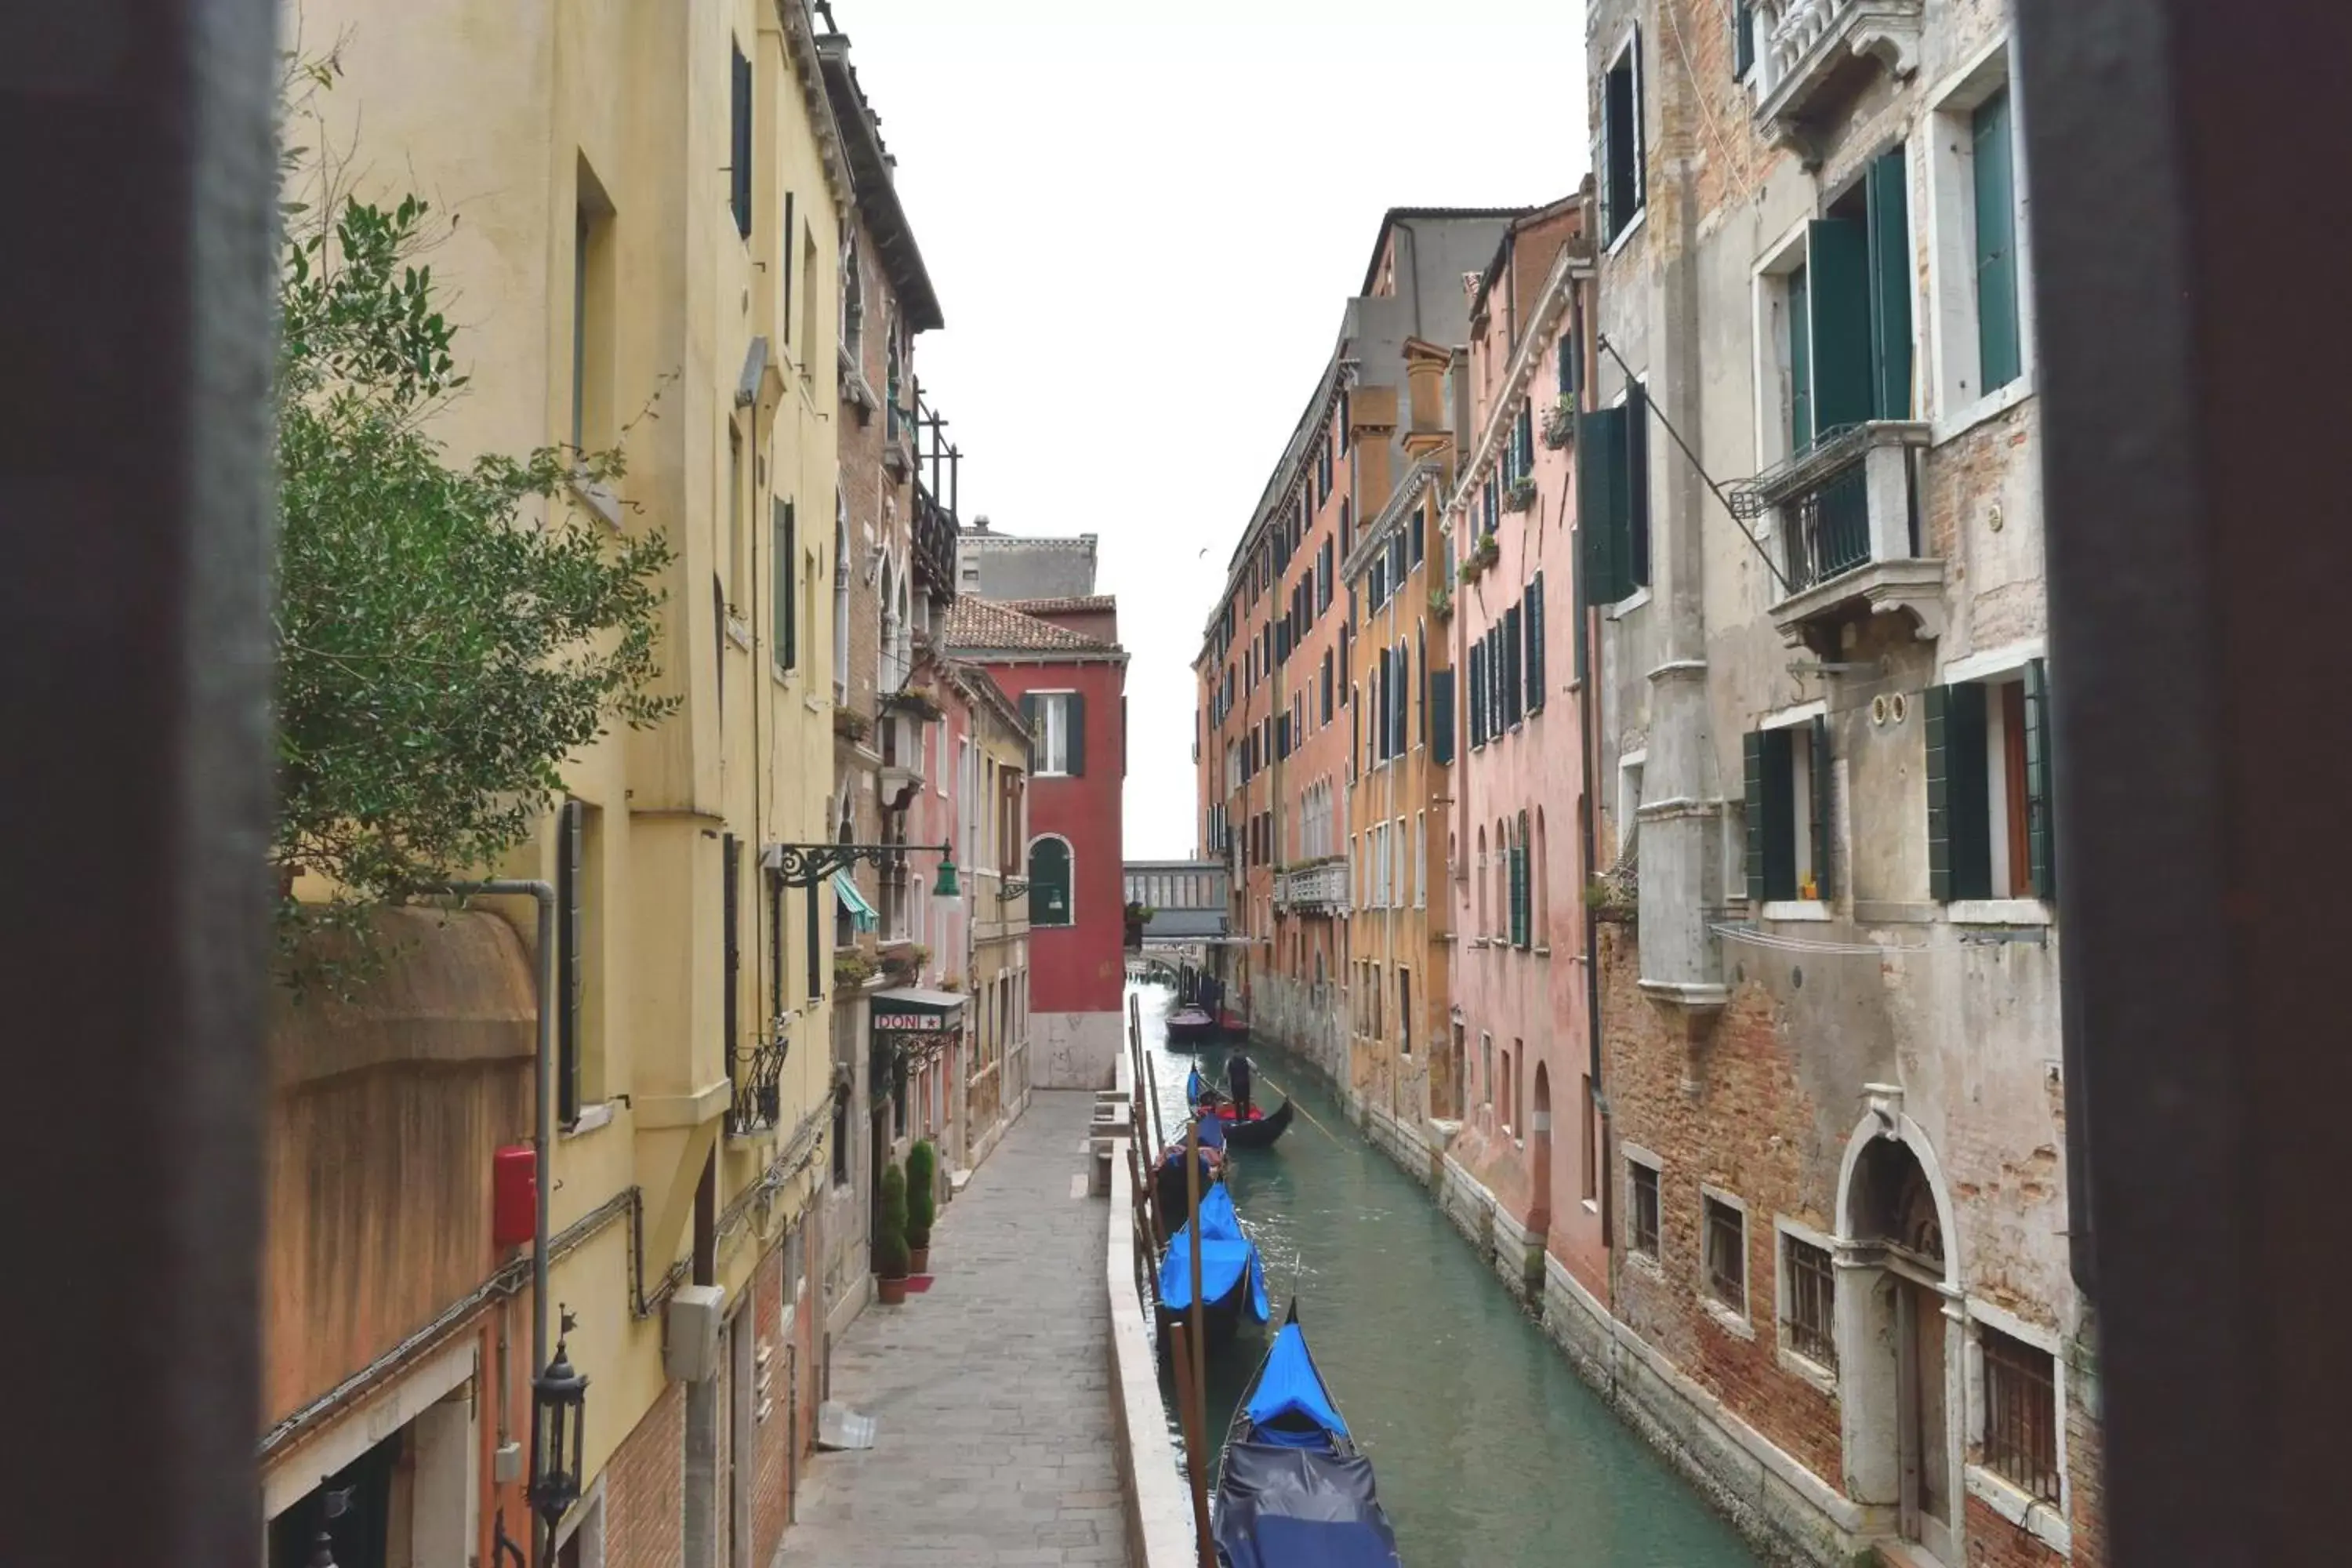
[877,1274,909,1306]
[907,1247,930,1274]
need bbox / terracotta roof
[941,596,1119,655]
[999,595,1116,616]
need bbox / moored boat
[1213,1303,1402,1568]
[1166,1005,1216,1050]
[1156,1183,1269,1341]
[1215,1097,1294,1149]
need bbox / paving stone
[773,1093,1127,1568]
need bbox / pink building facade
[1442,198,1608,1302]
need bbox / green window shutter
[2024,658,2056,898]
[1809,713,1834,898]
[1432,669,1455,766]
[1973,89,2022,393]
[1925,682,1991,901]
[1393,643,1410,757]
[1806,219,1875,435]
[1626,384,1653,586]
[1468,644,1484,748]
[1788,262,1814,452]
[1029,838,1073,927]
[1759,727,1796,901]
[1866,144,1914,420]
[1743,731,1767,904]
[1504,605,1524,728]
[1020,693,1040,773]
[1510,838,1528,949]
[1527,573,1547,712]
[1580,405,1629,603]
[1066,693,1087,777]
[773,499,795,669]
[730,45,753,240]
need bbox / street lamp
[529,1306,588,1537]
[769,840,960,998]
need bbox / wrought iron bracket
[999,877,1033,901]
[768,840,950,888]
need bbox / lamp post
[529,1305,588,1560]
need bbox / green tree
[273,56,674,967]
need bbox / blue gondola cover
[1243,1320,1349,1446]
[1157,1189,1269,1323]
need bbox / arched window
[1027,834,1074,927]
[1475,826,1489,935]
[832,499,851,702]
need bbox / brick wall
[1599,924,1846,1491]
[2065,1331,2105,1568]
[604,1378,684,1568]
[1962,1492,2067,1568]
[750,1246,792,1568]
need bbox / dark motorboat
[1166,1005,1217,1050]
[1156,1184,1269,1341]
[1213,1303,1402,1568]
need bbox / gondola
[1152,1138,1222,1226]
[1165,1005,1216,1051]
[1213,1302,1402,1568]
[1187,1067,1295,1151]
[1156,1183,1269,1341]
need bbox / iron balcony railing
[1782,447,1873,593]
[913,482,959,597]
[728,1019,791,1136]
[1730,420,1929,603]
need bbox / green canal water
[1136,985,1759,1568]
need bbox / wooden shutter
[1581,403,1627,604]
[1417,628,1428,745]
[1973,89,2023,392]
[1626,383,1653,586]
[1526,574,1546,713]
[1809,713,1834,898]
[1504,605,1524,728]
[1925,682,1991,901]
[1432,669,1456,766]
[1511,837,1529,949]
[773,499,795,669]
[1734,1,1755,76]
[1760,728,1795,901]
[2023,658,2055,898]
[1789,262,1814,451]
[1468,643,1485,748]
[1806,219,1874,434]
[557,799,583,1124]
[730,45,753,240]
[722,833,742,1088]
[1743,730,1767,904]
[1020,694,1040,773]
[1065,693,1087,776]
[1393,643,1409,757]
[1866,145,1914,420]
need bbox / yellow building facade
[264,3,851,1565]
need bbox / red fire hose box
[492,1144,537,1249]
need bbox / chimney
[1401,339,1451,463]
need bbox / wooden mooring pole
[1167,1320,1216,1568]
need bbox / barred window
[1628,1160,1661,1258]
[1781,1234,1837,1368]
[1704,1196,1747,1312]
[1981,1327,2061,1503]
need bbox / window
[1398,968,1411,1054]
[1578,384,1651,604]
[1579,1076,1598,1202]
[1733,0,1756,78]
[1499,1045,1513,1132]
[1926,660,2053,902]
[1743,713,1832,903]
[1628,1158,1661,1258]
[1781,1232,1837,1367]
[727,423,746,608]
[1704,1195,1748,1313]
[1414,811,1426,909]
[1602,31,1646,245]
[1525,573,1546,714]
[572,163,615,454]
[1973,89,2023,394]
[555,799,605,1123]
[1024,691,1083,778]
[772,499,796,670]
[1767,146,1913,459]
[1026,836,1074,927]
[801,222,820,375]
[728,42,753,240]
[1980,1327,2061,1503]
[1509,811,1531,949]
[1480,1033,1495,1115]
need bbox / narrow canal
[1135,984,1759,1568]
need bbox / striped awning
[832,870,878,932]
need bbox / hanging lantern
[931,841,960,898]
[529,1307,589,1530]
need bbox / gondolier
[1229,1051,1254,1116]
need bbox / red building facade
[945,594,1127,1089]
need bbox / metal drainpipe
[426,881,557,1414]
[1575,581,1612,1253]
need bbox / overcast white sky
[843,0,1591,858]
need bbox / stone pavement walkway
[776,1091,1125,1568]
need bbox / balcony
[1747,421,1944,652]
[728,1020,790,1137]
[913,482,959,600]
[1750,0,1923,153]
[1275,856,1349,916]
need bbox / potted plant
[876,1161,911,1305]
[1475,533,1501,568]
[833,949,878,990]
[1505,476,1538,513]
[1457,553,1486,586]
[1542,396,1577,449]
[880,942,929,984]
[906,1138,938,1273]
[1428,583,1454,622]
[833,706,873,744]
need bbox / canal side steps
[1102,1040,1197,1568]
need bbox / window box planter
[1428,585,1454,622]
[1542,397,1577,449]
[885,686,945,722]
[1505,477,1538,514]
[833,707,873,744]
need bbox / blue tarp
[1195,1182,1244,1241]
[1158,1230,1269,1322]
[1193,1111,1226,1151]
[1243,1319,1350,1446]
[1186,1065,1206,1102]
